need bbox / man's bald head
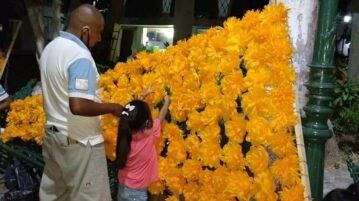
[68,4,104,32]
[67,4,104,47]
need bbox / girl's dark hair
[116,100,152,169]
[323,183,359,201]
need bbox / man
[39,4,122,201]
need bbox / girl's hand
[159,94,170,121]
[164,94,170,103]
[139,85,154,100]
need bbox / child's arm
[138,85,153,100]
[159,94,170,121]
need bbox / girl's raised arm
[159,95,170,121]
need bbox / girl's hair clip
[122,111,129,116]
[125,104,135,111]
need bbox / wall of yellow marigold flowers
[1,4,304,201]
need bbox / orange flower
[253,171,278,201]
[280,184,305,201]
[222,141,245,170]
[271,154,301,187]
[148,180,165,195]
[245,145,269,175]
[2,95,45,145]
[224,114,247,143]
[182,159,202,181]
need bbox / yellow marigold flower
[182,69,201,91]
[271,154,301,187]
[262,4,288,25]
[280,184,305,201]
[198,61,219,82]
[169,88,201,122]
[148,180,165,195]
[158,157,171,180]
[167,138,186,164]
[183,182,200,201]
[155,135,165,155]
[246,117,273,145]
[2,95,45,145]
[187,110,204,131]
[198,123,220,142]
[164,166,185,194]
[102,114,119,160]
[182,159,202,181]
[222,141,245,170]
[197,106,220,127]
[199,140,222,168]
[267,130,297,158]
[224,114,247,143]
[241,10,261,30]
[245,145,269,175]
[200,81,221,105]
[221,71,244,99]
[188,46,206,67]
[212,166,230,192]
[184,133,201,160]
[212,95,237,121]
[242,86,273,118]
[270,62,296,86]
[253,171,278,201]
[165,195,179,201]
[225,170,254,200]
[198,170,217,195]
[162,122,183,141]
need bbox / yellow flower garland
[1,95,45,144]
[1,3,305,200]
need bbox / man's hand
[69,97,123,117]
[109,103,123,117]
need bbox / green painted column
[302,0,338,200]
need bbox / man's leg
[63,142,111,201]
[39,132,68,201]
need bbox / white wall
[270,0,319,114]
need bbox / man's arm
[69,97,122,117]
[67,58,123,117]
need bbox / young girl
[116,95,170,201]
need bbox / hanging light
[344,15,351,23]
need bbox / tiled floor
[323,135,356,196]
[323,165,353,195]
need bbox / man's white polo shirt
[40,31,103,145]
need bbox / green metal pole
[302,0,338,200]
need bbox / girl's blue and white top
[0,84,9,102]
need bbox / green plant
[333,101,359,135]
[331,78,359,108]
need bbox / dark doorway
[118,29,135,62]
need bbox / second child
[116,95,170,201]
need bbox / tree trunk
[52,0,62,39]
[24,0,45,57]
